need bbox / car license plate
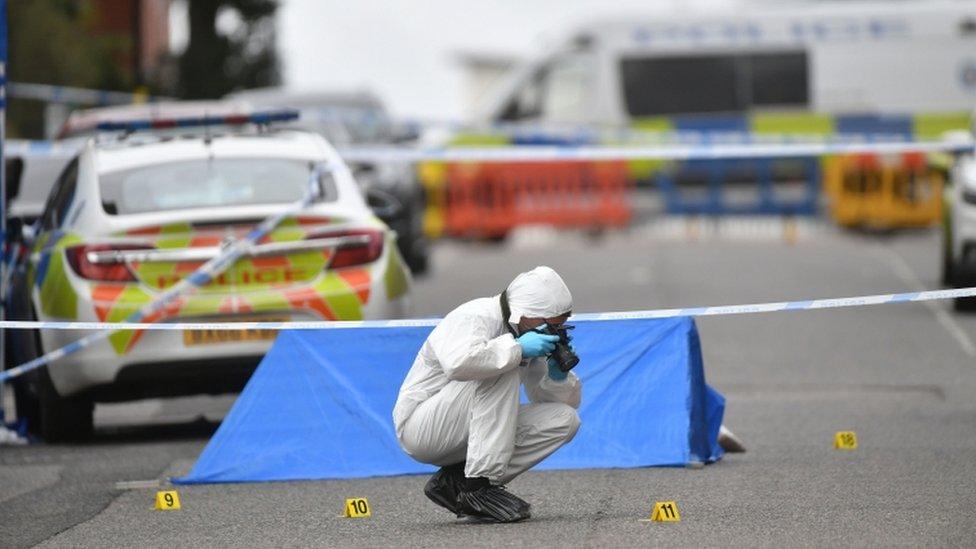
[183,318,285,346]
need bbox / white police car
[4,111,412,441]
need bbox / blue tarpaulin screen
[175,317,724,484]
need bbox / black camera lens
[537,324,579,372]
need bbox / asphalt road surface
[2,219,975,547]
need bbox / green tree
[177,0,280,99]
[6,1,133,137]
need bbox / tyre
[401,230,430,276]
[953,296,976,311]
[36,370,94,443]
[5,308,94,442]
[942,248,954,287]
[390,207,430,276]
[953,270,976,311]
[404,244,429,275]
[484,232,509,244]
[4,315,41,431]
[942,209,954,287]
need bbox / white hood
[505,266,573,323]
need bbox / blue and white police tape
[337,138,975,164]
[0,167,329,385]
[398,117,940,146]
[2,285,976,385]
[5,139,80,158]
[7,82,169,106]
[7,137,973,164]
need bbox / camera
[535,324,579,372]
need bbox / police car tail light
[66,244,154,282]
[310,229,384,269]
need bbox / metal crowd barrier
[650,156,820,216]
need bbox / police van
[478,2,976,134]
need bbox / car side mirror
[5,157,24,202]
[366,187,403,221]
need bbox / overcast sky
[277,0,740,120]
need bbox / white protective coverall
[394,266,582,484]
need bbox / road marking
[878,247,976,357]
[115,479,161,490]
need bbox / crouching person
[393,266,582,523]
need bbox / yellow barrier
[824,153,943,229]
[417,161,447,238]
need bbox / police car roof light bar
[94,109,300,133]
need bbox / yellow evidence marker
[341,498,372,518]
[154,490,181,510]
[644,501,680,522]
[834,431,858,450]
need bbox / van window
[499,70,544,121]
[749,52,809,107]
[542,55,592,121]
[621,52,808,116]
[499,53,593,122]
[622,55,739,116]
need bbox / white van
[477,2,976,133]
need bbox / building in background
[87,0,171,88]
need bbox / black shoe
[457,479,531,523]
[423,463,465,515]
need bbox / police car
[58,98,430,275]
[4,112,412,441]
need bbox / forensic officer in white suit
[394,266,581,523]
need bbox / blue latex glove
[547,356,568,381]
[517,331,559,358]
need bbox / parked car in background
[227,88,430,275]
[4,112,412,441]
[55,100,255,139]
[941,118,976,310]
